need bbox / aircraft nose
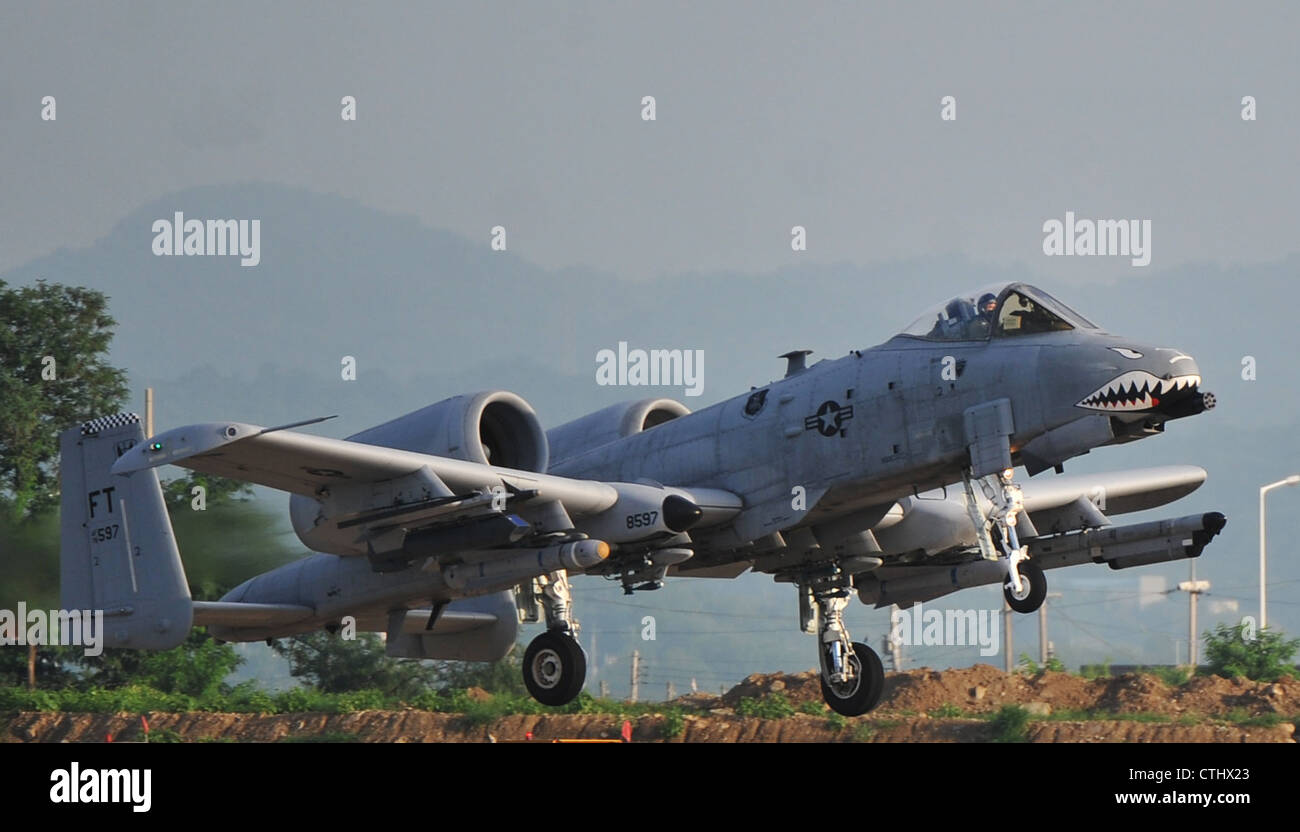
[1075,345,1209,416]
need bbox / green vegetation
[1203,622,1299,682]
[1140,665,1192,687]
[272,632,442,698]
[735,692,796,719]
[0,280,128,520]
[1017,653,1066,675]
[928,702,964,719]
[824,712,848,732]
[660,710,685,739]
[798,700,826,716]
[851,722,875,742]
[1079,661,1112,680]
[989,705,1031,742]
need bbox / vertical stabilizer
[60,414,193,649]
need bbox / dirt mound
[716,670,823,707]
[704,665,1300,718]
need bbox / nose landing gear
[964,467,1047,614]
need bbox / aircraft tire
[1004,559,1047,613]
[523,629,587,706]
[820,642,885,716]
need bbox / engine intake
[547,397,690,467]
[347,390,549,472]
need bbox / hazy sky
[3,1,1297,281]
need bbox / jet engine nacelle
[346,390,549,472]
[547,397,689,468]
[289,391,549,553]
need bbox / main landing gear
[521,570,588,706]
[797,578,886,716]
[963,467,1047,614]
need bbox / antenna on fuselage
[779,349,813,378]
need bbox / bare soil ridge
[5,665,1295,743]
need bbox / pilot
[967,293,998,337]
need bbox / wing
[112,419,741,561]
[111,420,615,510]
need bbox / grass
[1139,666,1193,687]
[735,693,796,720]
[0,685,699,720]
[989,705,1031,742]
[928,702,964,719]
[660,711,686,739]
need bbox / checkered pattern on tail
[79,412,141,436]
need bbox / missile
[857,512,1225,607]
[442,539,610,595]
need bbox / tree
[73,628,243,697]
[273,632,441,698]
[0,279,128,518]
[1203,622,1299,682]
[436,648,528,696]
[161,472,254,513]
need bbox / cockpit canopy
[899,283,1099,342]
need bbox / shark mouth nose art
[1077,371,1202,411]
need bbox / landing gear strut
[808,583,885,716]
[963,467,1047,614]
[521,571,588,706]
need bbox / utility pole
[629,650,640,703]
[1177,564,1211,667]
[1038,592,1062,665]
[690,677,698,693]
[1003,599,1014,673]
[599,679,609,699]
[666,681,676,701]
[884,604,903,671]
[145,387,154,437]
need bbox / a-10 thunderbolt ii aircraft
[61,282,1225,715]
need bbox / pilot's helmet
[977,293,998,316]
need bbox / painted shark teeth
[1076,371,1200,412]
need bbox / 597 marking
[90,524,119,543]
[626,511,659,529]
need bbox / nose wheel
[963,467,1049,614]
[1003,558,1046,613]
[523,629,587,706]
